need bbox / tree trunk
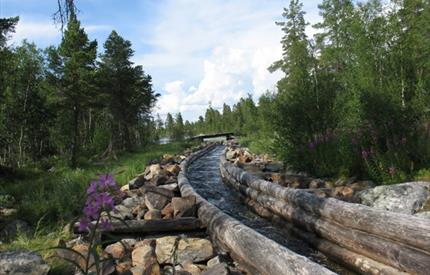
[71,101,79,167]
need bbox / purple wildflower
[361,150,369,159]
[78,217,90,232]
[100,218,112,230]
[87,181,98,195]
[308,142,315,150]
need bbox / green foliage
[0,142,187,225]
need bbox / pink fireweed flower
[361,150,369,159]
[78,174,122,232]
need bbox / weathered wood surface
[220,154,430,252]
[179,144,335,275]
[220,152,430,274]
[74,218,202,234]
[244,192,407,275]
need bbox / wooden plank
[74,218,202,234]
[179,147,335,275]
[220,155,430,253]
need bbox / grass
[238,135,275,157]
[0,141,190,271]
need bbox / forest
[1,0,430,273]
[165,0,430,184]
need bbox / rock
[156,236,178,264]
[202,263,229,275]
[105,239,136,259]
[172,196,196,218]
[0,250,50,275]
[207,256,221,268]
[161,203,174,218]
[165,164,181,175]
[105,242,127,259]
[110,205,134,220]
[145,192,169,210]
[177,238,214,263]
[144,209,162,220]
[0,219,32,242]
[0,208,17,220]
[132,240,155,267]
[159,183,179,192]
[356,182,430,214]
[309,179,325,189]
[122,197,145,209]
[264,162,284,173]
[69,243,94,271]
[116,261,132,274]
[129,177,146,189]
[182,261,202,275]
[144,164,163,180]
[120,184,130,192]
[149,171,169,186]
[226,150,237,161]
[163,154,175,164]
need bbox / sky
[1,0,322,121]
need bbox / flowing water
[187,145,354,274]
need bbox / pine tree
[47,15,97,167]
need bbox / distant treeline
[164,0,430,183]
[0,14,158,168]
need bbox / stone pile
[67,147,244,275]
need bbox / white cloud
[10,19,60,45]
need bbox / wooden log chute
[220,149,430,275]
[179,144,335,275]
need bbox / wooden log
[245,198,407,275]
[179,149,335,275]
[220,155,430,253]
[235,183,430,275]
[220,160,430,274]
[74,218,202,234]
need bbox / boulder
[145,192,169,210]
[172,196,196,218]
[356,182,430,214]
[144,164,163,180]
[182,261,202,275]
[177,238,214,263]
[144,210,162,220]
[159,183,179,192]
[165,164,181,175]
[132,240,155,267]
[225,150,237,161]
[202,263,229,275]
[105,239,136,259]
[116,260,132,274]
[0,250,50,275]
[161,203,174,218]
[149,171,169,186]
[110,205,133,220]
[120,184,130,192]
[156,236,178,264]
[122,197,145,209]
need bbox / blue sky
[1,0,322,121]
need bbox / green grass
[0,141,190,272]
[0,141,189,226]
[238,135,275,157]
